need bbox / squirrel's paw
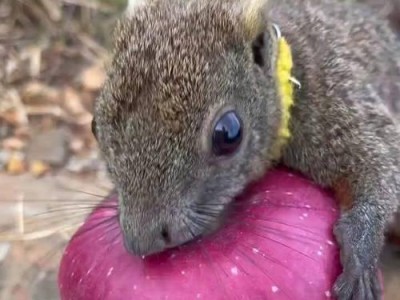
[333,268,381,300]
[332,210,383,300]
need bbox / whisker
[181,218,234,299]
[235,247,293,299]
[53,181,112,198]
[190,206,221,219]
[17,236,68,285]
[254,223,324,246]
[70,214,119,242]
[255,217,320,235]
[240,241,312,285]
[0,196,114,203]
[186,214,211,233]
[195,199,332,213]
[108,226,122,246]
[56,188,108,199]
[0,224,79,241]
[248,229,317,263]
[12,211,94,228]
[238,215,324,243]
[28,204,117,217]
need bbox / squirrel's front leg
[331,172,392,300]
[282,111,400,300]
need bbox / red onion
[59,168,344,299]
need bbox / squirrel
[91,0,400,299]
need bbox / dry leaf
[14,126,31,139]
[40,0,62,22]
[0,89,28,126]
[62,87,86,116]
[29,160,50,177]
[79,64,106,91]
[28,46,42,78]
[25,105,64,118]
[0,110,28,127]
[6,153,26,175]
[2,138,26,151]
[21,81,60,104]
[69,138,85,153]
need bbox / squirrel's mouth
[175,235,203,248]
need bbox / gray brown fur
[92,0,400,299]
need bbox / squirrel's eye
[212,111,243,156]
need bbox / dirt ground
[1,0,400,299]
[0,171,112,300]
[0,1,120,299]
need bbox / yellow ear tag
[270,24,299,160]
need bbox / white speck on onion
[231,267,238,275]
[325,290,331,298]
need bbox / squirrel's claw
[333,269,382,300]
[332,209,383,300]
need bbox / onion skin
[58,167,345,300]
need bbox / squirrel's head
[93,0,283,256]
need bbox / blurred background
[0,1,124,299]
[0,0,399,299]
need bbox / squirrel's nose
[122,225,171,256]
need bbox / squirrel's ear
[240,0,271,67]
[241,0,269,41]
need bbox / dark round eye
[212,110,243,156]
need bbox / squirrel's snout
[121,217,201,257]
[119,202,211,256]
[122,224,172,257]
